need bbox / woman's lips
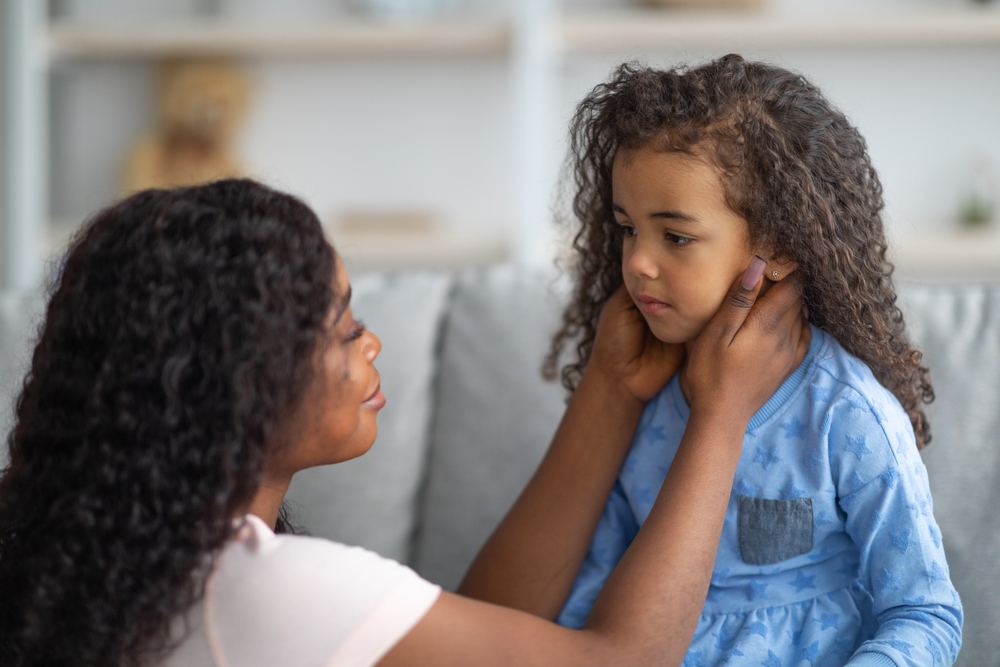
[362,382,386,409]
[635,293,671,314]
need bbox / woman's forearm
[583,407,747,665]
[457,366,645,619]
[383,408,749,667]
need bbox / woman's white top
[162,514,441,667]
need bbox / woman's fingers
[711,256,767,343]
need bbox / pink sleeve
[204,523,441,667]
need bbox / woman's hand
[685,258,807,425]
[589,285,685,404]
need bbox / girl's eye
[345,320,366,343]
[665,232,693,247]
[617,224,635,238]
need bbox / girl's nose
[624,240,659,281]
[363,330,382,363]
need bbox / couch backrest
[897,282,1000,667]
[2,271,998,666]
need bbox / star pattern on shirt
[782,415,805,439]
[818,612,839,631]
[714,621,741,650]
[748,580,769,602]
[880,467,900,490]
[753,446,782,471]
[801,640,821,665]
[927,523,943,549]
[878,567,903,592]
[782,482,808,499]
[886,639,914,657]
[761,650,783,667]
[889,527,915,554]
[925,635,944,664]
[925,562,949,585]
[646,424,667,443]
[734,479,758,498]
[844,434,872,460]
[747,621,768,638]
[790,571,817,592]
[683,649,706,667]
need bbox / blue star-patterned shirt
[558,325,963,667]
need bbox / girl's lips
[636,293,671,314]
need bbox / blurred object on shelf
[349,0,460,21]
[334,209,439,237]
[890,227,1000,281]
[329,209,509,270]
[958,155,997,229]
[122,60,250,193]
[635,0,766,9]
[53,0,205,23]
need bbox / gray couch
[2,266,998,666]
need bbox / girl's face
[280,259,385,473]
[613,143,756,345]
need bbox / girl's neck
[678,324,811,411]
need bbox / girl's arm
[828,401,963,666]
[379,265,808,667]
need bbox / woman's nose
[363,330,382,363]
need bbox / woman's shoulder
[214,514,433,601]
[185,515,440,667]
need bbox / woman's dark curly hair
[544,54,934,448]
[0,179,337,666]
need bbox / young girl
[547,55,963,666]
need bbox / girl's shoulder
[809,328,909,431]
[808,329,921,492]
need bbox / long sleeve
[556,478,639,629]
[829,398,963,667]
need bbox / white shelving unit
[46,20,512,60]
[4,1,1000,288]
[561,7,1000,51]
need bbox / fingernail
[741,256,767,290]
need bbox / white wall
[40,0,1000,265]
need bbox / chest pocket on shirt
[738,496,813,565]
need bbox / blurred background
[2,0,999,288]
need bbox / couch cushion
[286,271,451,564]
[898,281,1000,667]
[412,266,569,589]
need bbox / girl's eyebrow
[613,203,699,224]
[651,209,699,224]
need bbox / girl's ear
[754,248,799,282]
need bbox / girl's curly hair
[544,55,934,448]
[0,179,337,666]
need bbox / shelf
[332,227,511,271]
[890,228,1000,281]
[46,19,511,60]
[46,7,1000,62]
[45,220,511,271]
[560,7,1000,52]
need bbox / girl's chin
[644,317,697,345]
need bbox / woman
[0,179,805,666]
